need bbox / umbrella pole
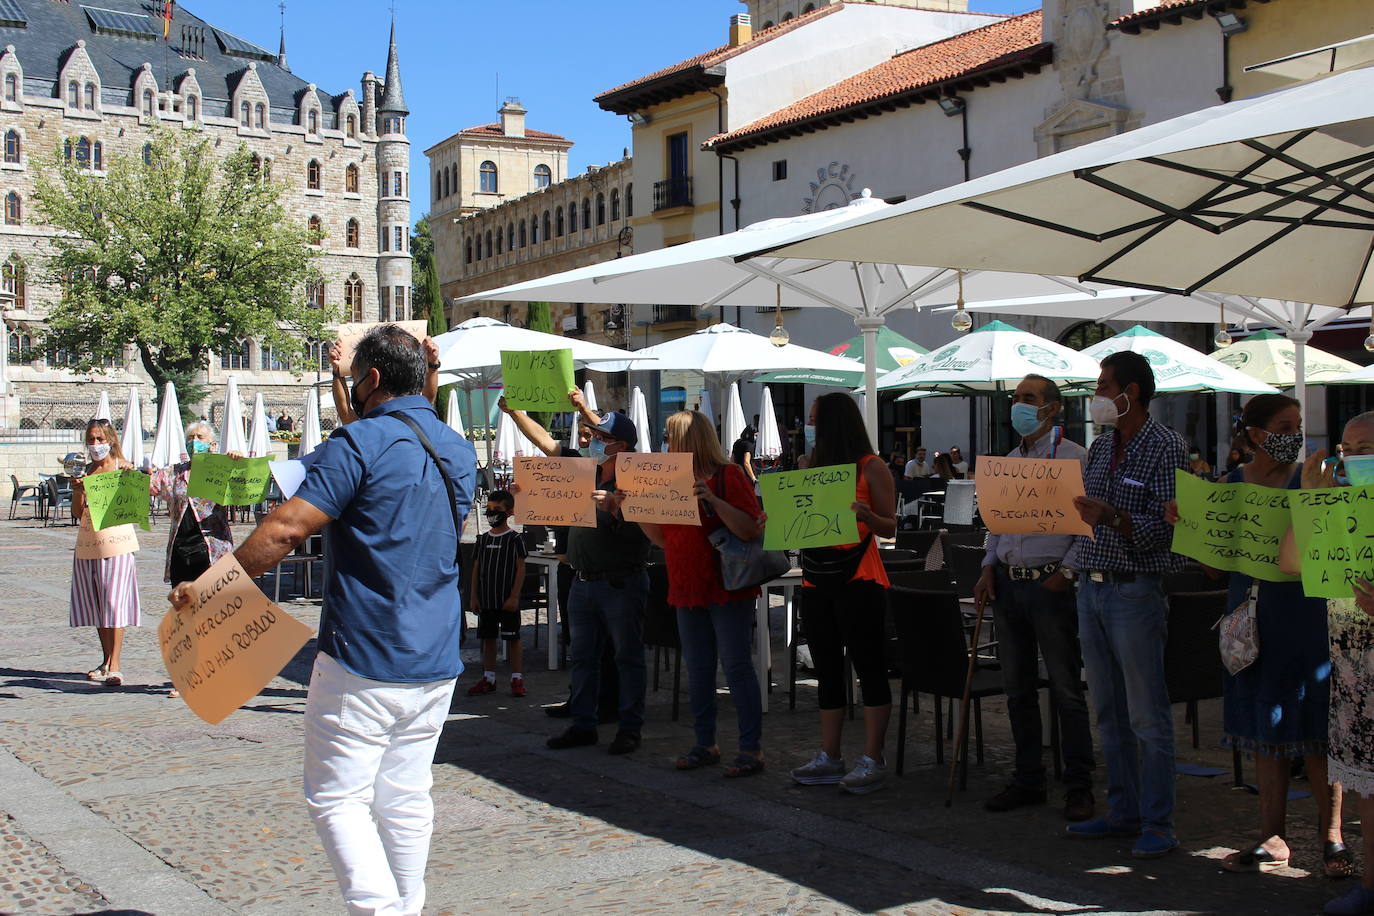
[856,316,884,448]
[1289,328,1311,433]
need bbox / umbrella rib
[1240,141,1374,211]
[1348,235,1374,307]
[737,259,856,313]
[960,201,1103,240]
[1193,212,1374,231]
[1214,154,1374,232]
[1072,169,1224,235]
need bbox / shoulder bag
[1215,581,1260,675]
[706,466,790,591]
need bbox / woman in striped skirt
[70,418,142,687]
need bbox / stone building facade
[0,1,410,430]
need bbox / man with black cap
[547,409,651,755]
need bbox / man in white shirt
[973,374,1095,822]
[950,446,970,477]
[903,447,930,479]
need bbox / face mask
[1342,454,1374,486]
[87,443,110,461]
[349,375,372,418]
[485,511,508,526]
[1189,452,1200,460]
[804,425,817,450]
[586,437,608,462]
[1257,431,1303,465]
[1089,393,1127,427]
[189,439,211,454]
[1010,402,1047,437]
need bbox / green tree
[526,301,551,334]
[411,215,447,336]
[32,130,332,405]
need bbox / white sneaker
[790,750,847,785]
[840,755,888,795]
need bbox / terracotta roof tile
[455,123,571,143]
[1110,0,1252,30]
[704,11,1047,152]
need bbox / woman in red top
[789,393,897,795]
[639,410,766,777]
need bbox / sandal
[675,746,721,771]
[723,753,766,779]
[103,671,123,687]
[1324,842,1358,880]
[1222,843,1289,873]
[86,665,107,680]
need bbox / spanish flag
[162,0,173,40]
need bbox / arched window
[596,193,606,225]
[141,142,153,165]
[2,255,24,310]
[221,337,251,370]
[626,183,634,217]
[260,343,290,371]
[534,163,551,189]
[542,210,551,240]
[581,197,591,230]
[5,192,20,226]
[479,160,497,193]
[84,83,96,109]
[239,102,250,126]
[519,220,527,248]
[185,95,198,120]
[507,223,514,251]
[803,2,815,11]
[531,218,539,245]
[464,238,473,264]
[308,214,322,240]
[345,218,359,248]
[142,89,154,118]
[345,274,363,322]
[762,20,774,28]
[3,129,18,164]
[1058,321,1116,351]
[495,226,502,254]
[555,206,564,236]
[307,109,319,134]
[249,153,263,175]
[450,164,458,196]
[75,136,91,167]
[484,230,492,259]
[610,188,620,221]
[307,282,326,310]
[307,159,321,190]
[254,103,266,129]
[3,73,16,101]
[92,141,101,170]
[345,163,359,194]
[782,12,794,21]
[346,114,356,138]
[569,203,578,233]
[67,81,79,106]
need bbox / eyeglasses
[1339,442,1374,457]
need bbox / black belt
[1002,562,1059,583]
[575,568,640,582]
[1086,570,1136,583]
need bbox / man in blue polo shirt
[175,325,475,915]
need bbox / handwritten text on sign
[975,456,1092,537]
[82,469,151,531]
[759,464,860,550]
[1170,471,1296,582]
[334,320,428,375]
[187,453,273,506]
[75,514,139,559]
[500,349,576,413]
[615,452,700,525]
[159,554,313,724]
[1290,485,1374,598]
[514,456,597,528]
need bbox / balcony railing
[653,176,693,212]
[653,304,695,324]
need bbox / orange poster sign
[974,455,1093,537]
[334,320,428,374]
[75,515,139,559]
[615,452,700,526]
[514,456,597,528]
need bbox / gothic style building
[0,1,411,429]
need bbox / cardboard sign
[499,349,576,413]
[1291,484,1374,598]
[759,464,861,550]
[1170,471,1297,582]
[974,456,1092,537]
[159,554,314,725]
[75,514,139,559]
[268,460,308,500]
[82,469,151,531]
[514,456,597,528]
[614,452,700,525]
[187,453,272,506]
[334,320,428,375]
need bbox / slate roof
[704,11,1049,153]
[378,20,405,114]
[0,0,352,122]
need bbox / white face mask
[1089,393,1128,428]
[87,443,111,461]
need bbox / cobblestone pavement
[0,511,1362,914]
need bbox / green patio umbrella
[754,326,928,386]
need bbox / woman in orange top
[788,393,896,795]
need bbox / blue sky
[191,0,1038,225]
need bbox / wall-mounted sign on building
[803,162,860,213]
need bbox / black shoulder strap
[390,411,463,565]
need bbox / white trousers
[304,652,457,916]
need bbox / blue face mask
[1010,402,1046,437]
[189,439,211,454]
[803,425,817,450]
[1343,454,1374,487]
[587,437,608,462]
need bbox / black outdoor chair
[1164,589,1229,773]
[641,562,682,722]
[895,528,939,559]
[42,476,73,526]
[9,474,41,519]
[941,539,987,601]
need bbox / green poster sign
[1169,470,1296,582]
[759,464,861,551]
[500,349,576,413]
[1290,484,1374,598]
[187,453,273,506]
[83,469,151,531]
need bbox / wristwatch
[427,361,441,370]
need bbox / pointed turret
[378,20,406,115]
[277,1,289,71]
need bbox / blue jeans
[1077,575,1175,835]
[993,570,1095,792]
[568,572,649,734]
[676,601,763,754]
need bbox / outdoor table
[755,566,803,712]
[524,551,563,671]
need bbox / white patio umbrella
[445,389,466,438]
[120,386,143,468]
[1082,325,1279,395]
[299,389,323,457]
[722,382,746,452]
[876,320,1101,393]
[248,393,270,457]
[94,389,111,422]
[149,382,185,468]
[492,409,539,464]
[597,323,865,378]
[219,377,247,455]
[698,388,715,425]
[570,381,599,453]
[628,387,650,453]
[1208,330,1361,386]
[756,386,783,459]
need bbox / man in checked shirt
[1066,350,1189,859]
[975,375,1095,824]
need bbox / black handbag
[705,467,790,590]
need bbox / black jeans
[801,579,892,710]
[993,568,1095,791]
